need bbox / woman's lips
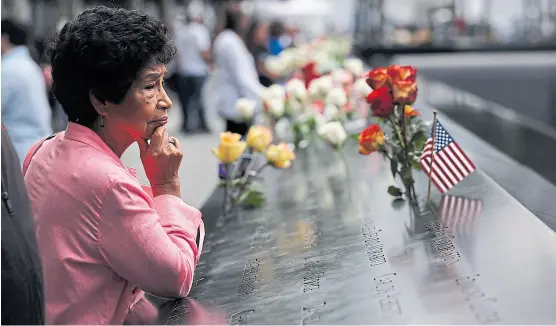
[149,117,168,125]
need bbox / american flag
[439,195,483,235]
[420,120,475,193]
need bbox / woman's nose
[158,85,173,110]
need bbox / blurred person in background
[245,20,276,87]
[174,0,211,134]
[1,19,53,166]
[268,20,285,55]
[23,6,204,324]
[2,124,45,325]
[211,9,262,136]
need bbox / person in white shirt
[174,2,211,134]
[211,9,262,136]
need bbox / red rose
[366,86,395,117]
[301,61,320,88]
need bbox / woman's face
[104,63,172,141]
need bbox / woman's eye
[145,83,155,90]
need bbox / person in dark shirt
[1,124,45,325]
[245,20,276,87]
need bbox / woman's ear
[89,90,106,116]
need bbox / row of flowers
[216,37,428,210]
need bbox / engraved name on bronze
[303,256,325,293]
[237,258,264,296]
[303,220,319,249]
[374,272,403,318]
[301,301,326,325]
[167,300,192,324]
[229,309,255,325]
[455,274,500,324]
[424,221,461,265]
[361,222,387,266]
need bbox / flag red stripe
[453,142,475,170]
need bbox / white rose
[323,104,340,122]
[287,98,303,115]
[235,98,256,120]
[265,56,285,76]
[326,87,348,108]
[318,121,347,146]
[308,79,322,99]
[354,78,373,99]
[267,99,285,118]
[267,84,286,100]
[285,79,307,102]
[318,75,334,94]
[344,58,364,76]
[331,69,351,85]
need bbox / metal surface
[160,136,556,324]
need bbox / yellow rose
[266,143,296,169]
[212,132,247,163]
[246,125,273,152]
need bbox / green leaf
[411,159,422,170]
[238,188,266,208]
[390,159,398,178]
[388,186,403,197]
[350,133,359,141]
[401,167,414,186]
[410,130,426,144]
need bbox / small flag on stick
[420,118,476,196]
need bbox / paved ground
[121,90,223,209]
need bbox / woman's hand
[138,126,183,198]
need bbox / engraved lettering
[361,223,387,267]
[374,273,402,318]
[230,309,255,325]
[303,221,319,249]
[455,274,500,324]
[425,222,460,265]
[301,302,326,325]
[237,258,263,296]
[303,257,324,293]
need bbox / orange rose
[358,124,385,155]
[404,105,419,117]
[388,65,417,83]
[366,67,389,89]
[392,80,418,104]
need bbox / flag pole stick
[427,111,438,202]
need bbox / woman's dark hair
[224,9,241,32]
[269,21,284,38]
[1,19,28,46]
[47,6,176,126]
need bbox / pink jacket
[23,122,204,325]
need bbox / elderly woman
[22,6,204,325]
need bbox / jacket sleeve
[97,180,205,298]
